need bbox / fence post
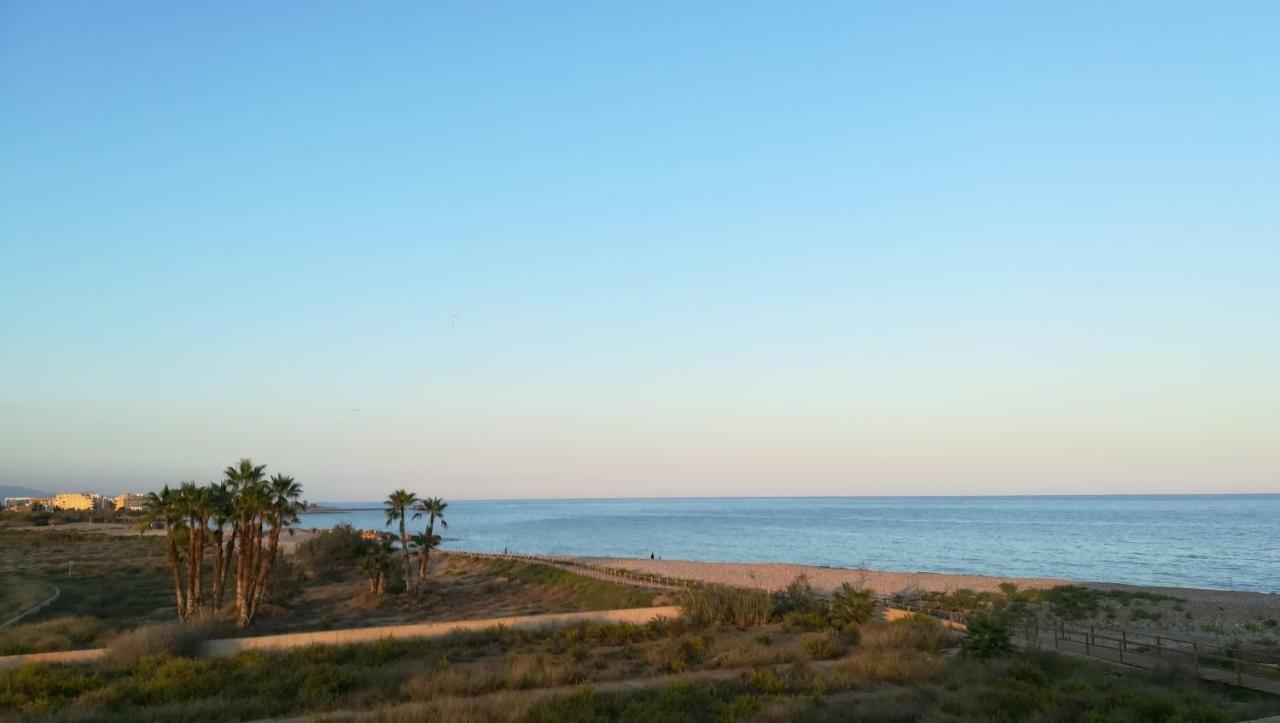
[1192,642,1200,674]
[1155,636,1161,659]
[1054,621,1060,649]
[1119,631,1126,663]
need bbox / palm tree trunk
[415,517,435,591]
[399,519,412,592]
[425,517,436,567]
[210,527,224,614]
[234,517,256,628]
[166,536,187,620]
[192,521,207,617]
[248,524,282,624]
[215,526,236,611]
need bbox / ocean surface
[298,495,1280,593]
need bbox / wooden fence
[1039,619,1280,686]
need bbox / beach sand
[578,556,1280,642]
[578,556,1067,596]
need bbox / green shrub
[294,524,368,579]
[649,633,706,673]
[803,631,847,660]
[829,583,877,628]
[746,666,788,694]
[781,610,829,633]
[265,554,305,605]
[0,616,106,655]
[680,585,771,627]
[961,611,1014,659]
[772,575,826,618]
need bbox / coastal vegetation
[138,460,304,627]
[3,508,1277,720]
[0,527,654,655]
[2,612,1273,721]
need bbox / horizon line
[307,491,1280,505]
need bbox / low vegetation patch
[0,576,56,623]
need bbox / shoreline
[11,522,1278,598]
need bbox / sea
[297,495,1280,594]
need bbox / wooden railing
[1040,619,1280,685]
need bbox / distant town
[2,491,148,512]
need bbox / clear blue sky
[2,1,1277,500]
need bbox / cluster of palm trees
[141,458,304,628]
[384,490,447,593]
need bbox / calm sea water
[298,495,1280,593]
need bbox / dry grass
[0,615,104,654]
[859,615,956,654]
[837,646,944,683]
[106,620,216,663]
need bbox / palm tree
[208,482,235,611]
[413,497,447,589]
[355,538,393,594]
[384,489,420,592]
[248,473,304,623]
[222,458,265,624]
[411,531,442,586]
[141,485,188,619]
[177,482,216,618]
[232,473,270,628]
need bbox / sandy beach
[578,556,1280,642]
[580,556,1068,596]
[15,523,1279,640]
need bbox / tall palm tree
[411,531,441,586]
[208,482,235,611]
[248,473,304,623]
[384,489,420,592]
[222,458,265,623]
[232,473,270,628]
[178,482,215,618]
[141,485,187,619]
[413,497,447,589]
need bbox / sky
[1,1,1277,501]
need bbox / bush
[829,583,877,629]
[106,621,212,663]
[772,575,826,619]
[0,616,106,655]
[680,585,771,628]
[746,666,788,694]
[781,610,829,633]
[803,631,847,660]
[295,524,368,579]
[265,554,305,605]
[861,616,954,654]
[961,611,1013,659]
[648,633,706,673]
